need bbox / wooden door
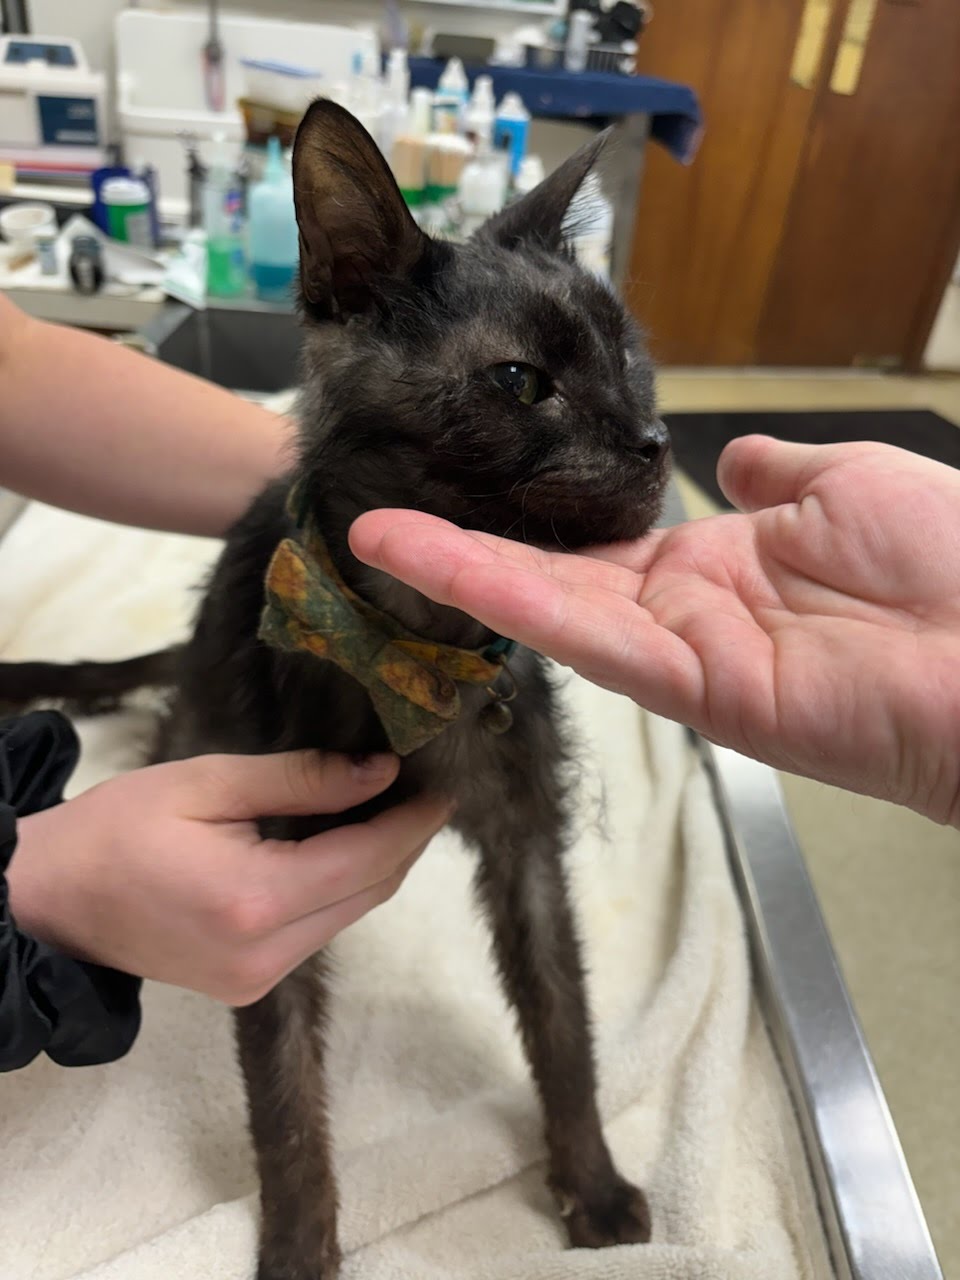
[757,0,960,367]
[627,0,960,369]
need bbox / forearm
[0,294,295,536]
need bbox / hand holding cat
[8,751,449,1004]
[352,437,960,829]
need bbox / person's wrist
[5,808,81,956]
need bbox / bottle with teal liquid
[248,136,299,304]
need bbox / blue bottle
[248,136,299,303]
[493,92,531,179]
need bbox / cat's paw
[553,1174,652,1248]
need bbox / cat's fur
[5,102,671,1279]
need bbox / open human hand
[351,436,960,827]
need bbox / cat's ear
[479,128,611,253]
[292,98,430,319]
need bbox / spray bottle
[248,136,298,302]
[203,134,246,298]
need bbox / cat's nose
[628,419,671,468]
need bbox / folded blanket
[0,503,831,1280]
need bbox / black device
[597,1,646,44]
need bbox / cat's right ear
[292,98,430,320]
[479,129,611,253]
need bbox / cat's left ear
[479,128,612,253]
[293,98,430,319]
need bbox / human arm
[7,748,449,1007]
[350,436,960,828]
[0,292,293,536]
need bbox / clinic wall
[29,0,127,77]
[26,0,528,145]
[25,0,583,176]
[29,0,522,74]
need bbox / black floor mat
[662,408,960,510]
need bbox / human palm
[351,438,960,826]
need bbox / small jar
[68,235,105,295]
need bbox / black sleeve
[0,711,141,1072]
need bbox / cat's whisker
[506,474,529,507]
[549,506,575,554]
[520,478,536,545]
[457,500,500,520]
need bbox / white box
[116,8,378,217]
[0,35,107,171]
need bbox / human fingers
[172,750,400,822]
[261,794,452,925]
[429,558,702,714]
[350,509,641,600]
[717,435,848,513]
[228,847,425,1006]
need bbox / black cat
[1,101,670,1279]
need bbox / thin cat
[2,101,671,1279]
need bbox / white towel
[0,503,831,1280]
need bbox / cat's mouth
[499,451,671,551]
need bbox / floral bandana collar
[258,496,517,756]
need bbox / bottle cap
[439,57,468,94]
[497,92,529,121]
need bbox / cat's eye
[489,362,549,406]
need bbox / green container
[424,183,457,206]
[101,176,152,249]
[206,234,248,299]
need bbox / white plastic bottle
[348,49,381,141]
[565,172,614,280]
[514,154,545,198]
[458,145,509,237]
[432,57,468,134]
[565,9,593,73]
[386,46,410,102]
[379,48,410,159]
[409,86,434,137]
[463,74,495,147]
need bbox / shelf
[417,0,563,15]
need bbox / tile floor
[658,368,960,1277]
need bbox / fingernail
[351,752,398,780]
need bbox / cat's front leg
[235,955,341,1280]
[466,812,651,1248]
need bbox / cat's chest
[399,646,549,800]
[262,646,552,845]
